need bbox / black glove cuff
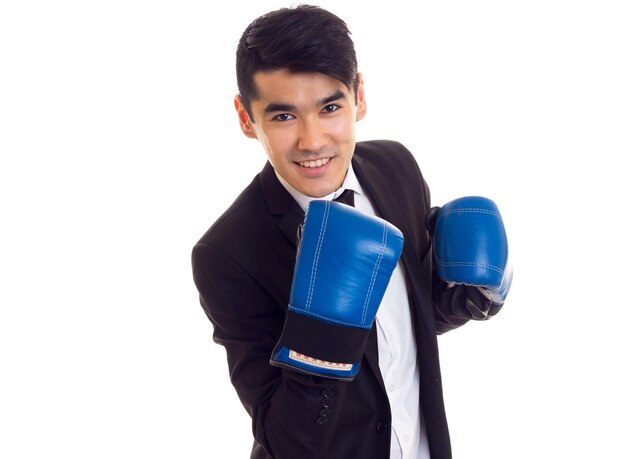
[276,309,370,364]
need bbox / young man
[192,5,511,459]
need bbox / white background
[1,0,625,457]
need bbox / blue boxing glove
[270,200,404,380]
[434,196,512,305]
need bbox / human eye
[272,113,294,122]
[321,104,340,114]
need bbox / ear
[355,72,367,121]
[234,95,257,139]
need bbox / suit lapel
[259,161,305,248]
[351,154,424,285]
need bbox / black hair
[236,5,359,119]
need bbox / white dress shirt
[276,166,430,459]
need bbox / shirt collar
[275,163,363,212]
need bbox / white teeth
[299,158,330,168]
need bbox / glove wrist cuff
[270,309,370,380]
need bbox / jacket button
[376,421,388,433]
[316,416,329,425]
[319,408,331,417]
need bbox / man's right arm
[192,241,349,459]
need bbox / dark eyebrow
[262,90,348,115]
[319,90,347,106]
[263,102,296,114]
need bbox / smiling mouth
[297,158,331,168]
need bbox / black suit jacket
[192,140,501,459]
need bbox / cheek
[326,116,355,140]
[259,127,293,162]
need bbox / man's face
[235,69,366,198]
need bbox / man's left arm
[427,196,512,334]
[360,140,512,333]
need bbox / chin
[299,186,329,199]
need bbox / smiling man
[235,69,364,198]
[192,5,511,459]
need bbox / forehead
[252,69,353,105]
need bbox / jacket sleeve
[191,241,350,459]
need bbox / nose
[297,116,328,153]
